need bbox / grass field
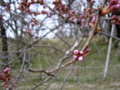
[1,37,120,90]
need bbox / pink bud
[74,55,78,60]
[70,10,75,14]
[116,4,120,8]
[3,67,10,73]
[85,48,90,53]
[91,15,96,24]
[73,19,77,23]
[109,4,120,12]
[74,50,79,55]
[81,19,85,26]
[112,15,117,19]
[65,6,69,10]
[108,0,118,7]
[112,15,118,20]
[78,56,84,61]
[80,14,85,18]
[69,16,75,21]
[79,51,83,55]
[69,16,77,23]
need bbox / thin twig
[30,76,52,90]
[60,64,73,90]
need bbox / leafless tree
[0,0,120,90]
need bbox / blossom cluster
[18,0,79,23]
[0,67,12,88]
[102,0,120,15]
[73,48,90,61]
[18,0,51,16]
[52,0,78,23]
[80,1,95,27]
[80,13,100,34]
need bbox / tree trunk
[0,17,9,68]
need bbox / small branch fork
[29,60,76,77]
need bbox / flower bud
[91,15,96,24]
[79,51,83,55]
[116,3,120,8]
[3,67,10,74]
[81,19,85,26]
[108,0,118,7]
[78,56,84,61]
[70,10,75,15]
[112,15,118,20]
[80,14,86,18]
[74,50,79,55]
[109,5,118,12]
[74,55,78,60]
[73,19,77,23]
[85,48,90,53]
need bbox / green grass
[6,37,120,90]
